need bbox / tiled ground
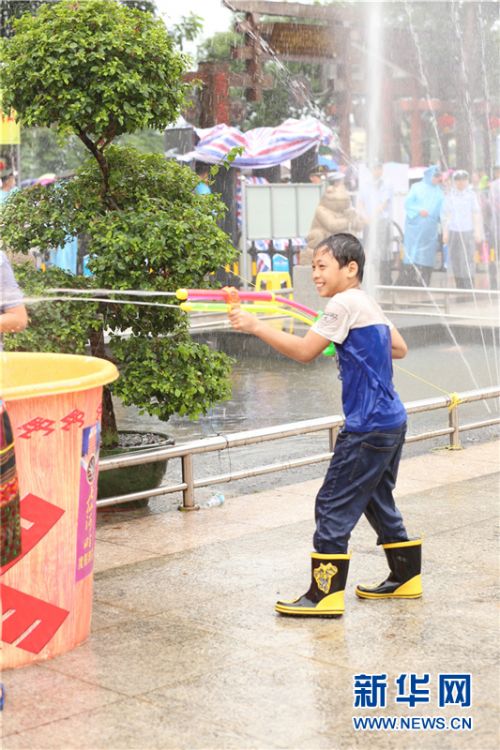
[1,440,499,749]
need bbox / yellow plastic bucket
[1,352,118,669]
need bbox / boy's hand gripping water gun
[222,286,240,311]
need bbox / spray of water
[221,0,358,170]
[403,1,448,169]
[366,3,382,167]
[189,2,498,401]
[392,267,491,405]
[397,3,498,404]
[451,232,500,389]
[450,0,479,170]
[361,2,383,295]
[445,2,499,388]
[477,2,495,175]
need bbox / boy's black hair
[314,233,365,281]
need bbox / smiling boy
[228,233,422,618]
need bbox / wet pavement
[1,438,499,749]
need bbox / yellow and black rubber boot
[275,553,351,617]
[355,539,422,600]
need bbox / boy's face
[311,249,360,297]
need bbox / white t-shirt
[312,288,406,431]
[0,251,24,351]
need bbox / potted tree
[0,0,235,502]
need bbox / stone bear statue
[300,180,363,265]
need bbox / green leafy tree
[0,0,157,38]
[197,30,243,66]
[170,12,203,52]
[0,0,235,446]
[2,5,203,178]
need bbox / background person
[0,171,16,205]
[436,169,454,271]
[356,162,394,286]
[401,165,443,286]
[441,169,483,290]
[228,233,421,619]
[0,251,28,347]
[193,161,212,196]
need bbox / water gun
[176,288,335,357]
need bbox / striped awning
[179,117,335,168]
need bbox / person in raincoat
[401,165,443,285]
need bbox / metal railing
[97,386,500,511]
[377,285,500,319]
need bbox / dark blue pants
[313,424,408,554]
